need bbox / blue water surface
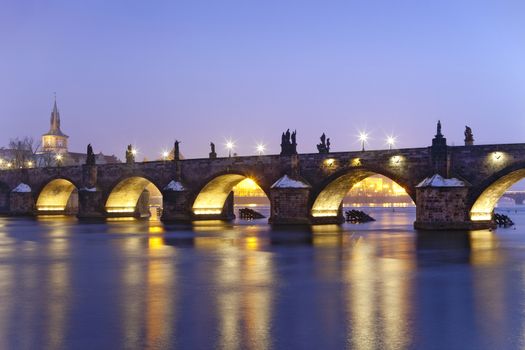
[0,206,524,349]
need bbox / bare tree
[8,137,40,168]
[38,152,54,168]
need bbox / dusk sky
[1,0,525,160]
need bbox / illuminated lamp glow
[470,212,492,222]
[492,152,503,161]
[311,209,339,217]
[193,208,222,215]
[390,155,402,165]
[256,143,266,155]
[106,207,136,213]
[386,135,396,149]
[37,206,66,211]
[238,178,258,189]
[324,158,335,167]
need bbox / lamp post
[386,136,396,150]
[162,151,169,161]
[359,132,369,151]
[226,140,235,157]
[256,143,266,156]
[55,154,63,167]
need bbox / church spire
[42,94,69,153]
[47,94,66,137]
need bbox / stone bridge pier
[3,127,525,230]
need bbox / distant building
[0,143,35,169]
[37,98,119,166]
[348,175,408,197]
[61,151,119,166]
[0,148,17,168]
[41,98,69,154]
[0,97,120,168]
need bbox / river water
[1,206,525,349]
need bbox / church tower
[42,97,69,153]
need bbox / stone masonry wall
[1,143,525,229]
[415,187,470,229]
[9,192,34,215]
[269,188,310,224]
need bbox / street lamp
[386,135,396,150]
[492,152,503,161]
[225,140,235,157]
[359,132,369,151]
[55,154,63,167]
[256,143,266,155]
[131,148,137,156]
[162,150,169,161]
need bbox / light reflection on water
[1,207,525,348]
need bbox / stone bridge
[501,191,525,205]
[1,131,525,230]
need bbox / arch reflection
[120,231,176,348]
[214,235,274,350]
[344,233,414,349]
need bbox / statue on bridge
[125,144,135,164]
[86,144,96,165]
[436,120,443,138]
[431,120,448,175]
[464,126,474,146]
[174,140,181,161]
[209,142,217,159]
[280,129,298,155]
[317,133,331,154]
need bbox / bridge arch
[470,163,525,221]
[310,166,415,218]
[105,176,163,218]
[192,172,269,216]
[35,178,80,214]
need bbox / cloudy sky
[1,0,525,159]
